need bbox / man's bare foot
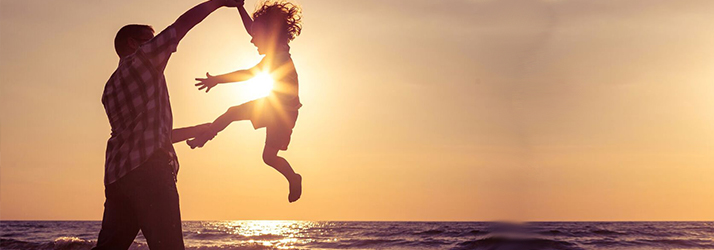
[186,133,213,149]
[288,173,302,203]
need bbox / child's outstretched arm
[237,3,254,36]
[195,66,261,92]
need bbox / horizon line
[2,219,713,223]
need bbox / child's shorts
[244,97,299,151]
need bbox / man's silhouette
[95,1,242,249]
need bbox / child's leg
[262,144,302,202]
[187,104,252,148]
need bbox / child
[187,0,303,202]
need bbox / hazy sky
[2,0,714,221]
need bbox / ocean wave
[401,239,450,248]
[535,229,574,237]
[311,238,408,249]
[185,243,279,250]
[1,238,278,250]
[414,229,446,235]
[360,229,409,237]
[4,221,714,250]
[187,232,285,241]
[579,238,714,249]
[466,229,489,236]
[453,236,583,250]
[590,229,626,236]
[1,237,97,250]
[1,233,25,238]
[534,227,691,239]
[637,239,714,249]
[1,238,42,250]
[410,229,490,238]
[579,239,638,248]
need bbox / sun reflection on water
[194,220,319,249]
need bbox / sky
[1,0,714,221]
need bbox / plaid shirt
[101,26,179,185]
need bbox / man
[95,1,242,249]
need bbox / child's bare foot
[288,173,302,203]
[186,133,214,149]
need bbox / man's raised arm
[173,0,243,40]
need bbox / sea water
[1,221,713,249]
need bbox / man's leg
[93,185,140,250]
[131,155,185,250]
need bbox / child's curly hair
[252,0,302,43]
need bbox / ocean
[1,221,713,250]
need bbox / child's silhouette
[187,0,303,203]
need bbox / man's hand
[171,122,212,144]
[173,0,244,41]
[221,0,244,8]
[195,72,219,92]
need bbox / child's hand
[195,72,219,92]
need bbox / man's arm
[237,4,254,36]
[173,0,244,41]
[172,123,212,143]
[138,0,242,69]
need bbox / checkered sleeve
[137,26,178,71]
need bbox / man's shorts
[243,98,299,151]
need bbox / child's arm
[195,4,256,92]
[237,3,254,36]
[194,66,261,92]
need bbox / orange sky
[2,0,714,221]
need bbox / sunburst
[241,71,275,100]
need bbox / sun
[241,71,275,100]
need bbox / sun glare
[241,71,275,100]
[196,221,313,249]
